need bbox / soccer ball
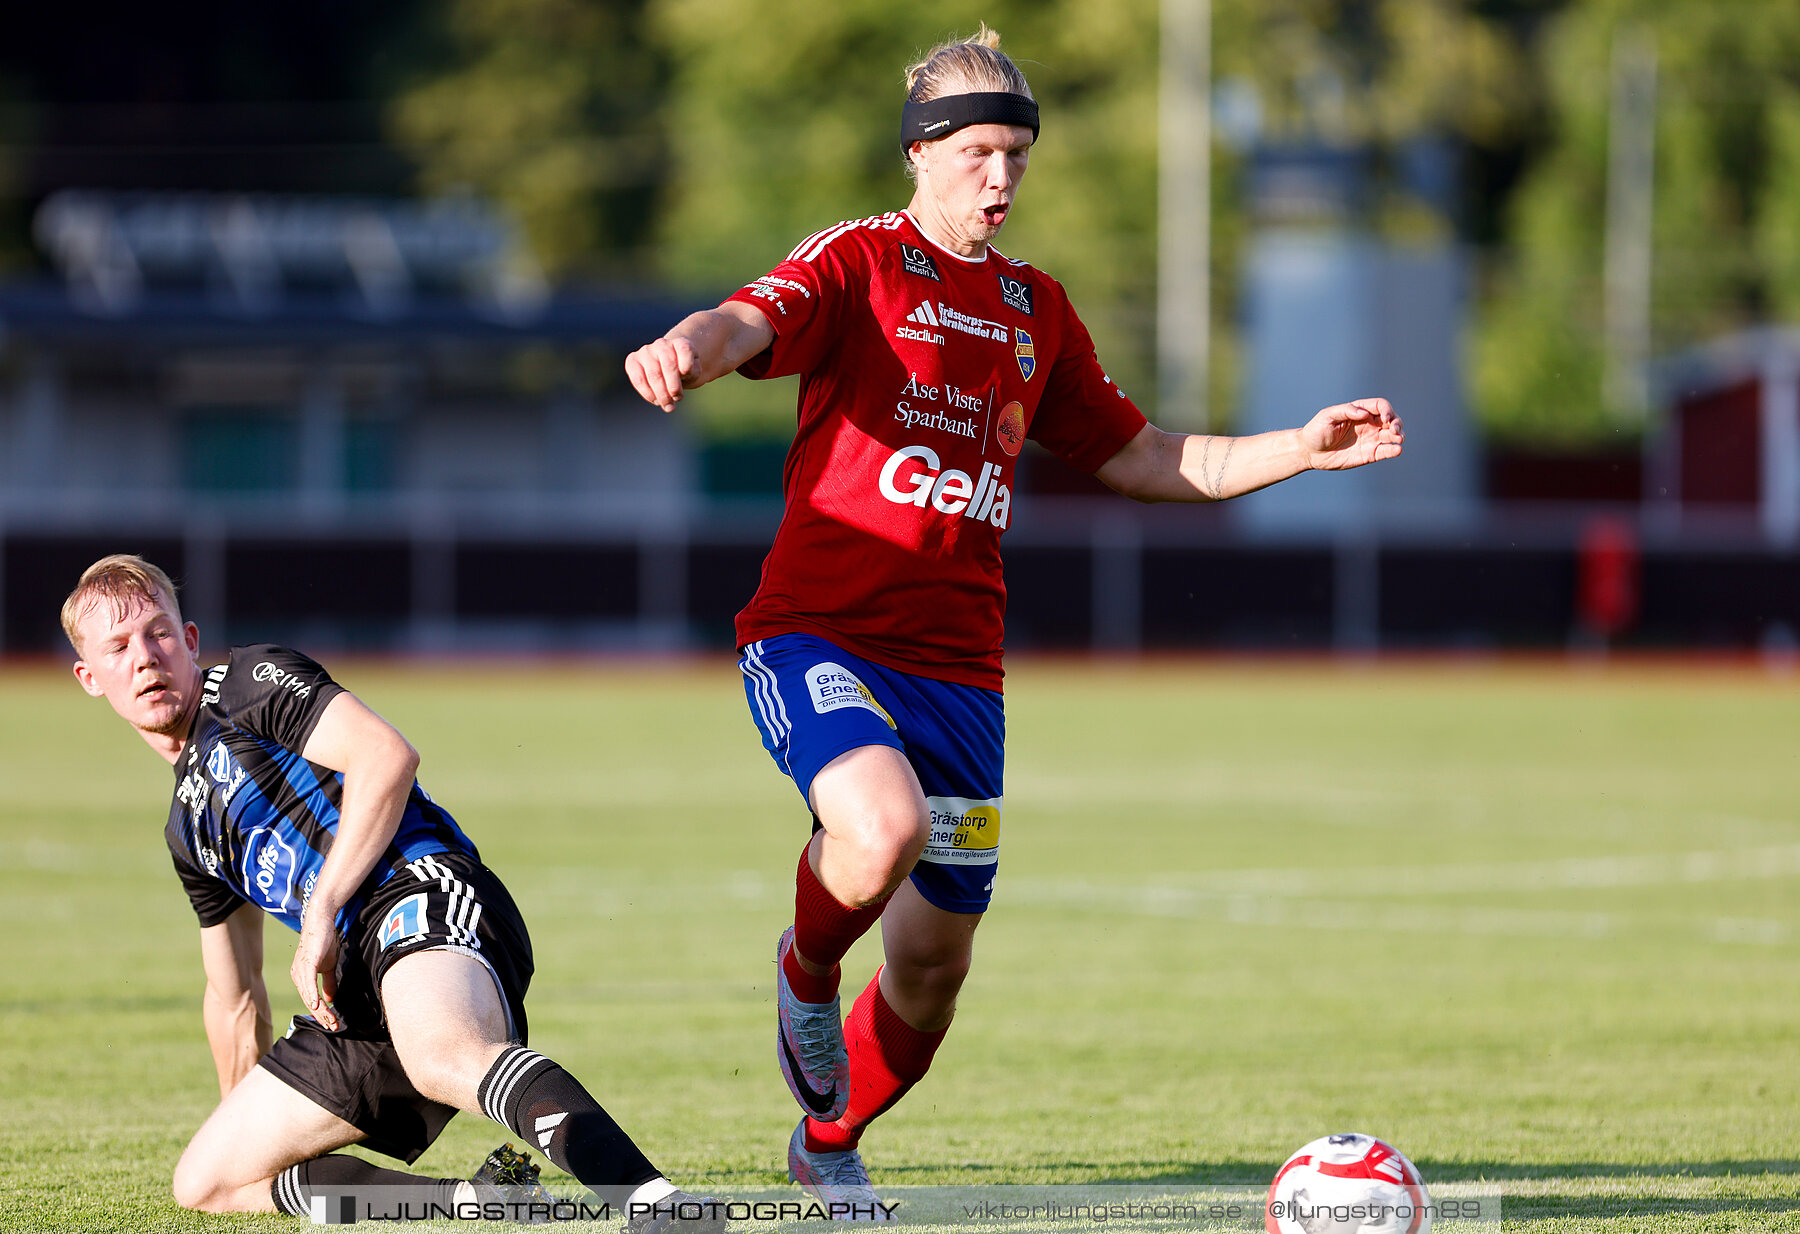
[1265,1133,1431,1234]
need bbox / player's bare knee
[846,833,925,905]
[171,1160,230,1213]
[822,808,927,904]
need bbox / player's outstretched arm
[199,903,273,1098]
[1095,398,1405,503]
[624,301,776,413]
[288,692,421,1032]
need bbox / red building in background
[1651,326,1800,544]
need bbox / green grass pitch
[3,657,1798,1231]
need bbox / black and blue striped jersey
[164,644,479,934]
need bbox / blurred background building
[2,0,1797,655]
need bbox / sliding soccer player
[65,554,718,1230]
[625,25,1403,1209]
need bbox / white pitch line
[1000,881,1793,945]
[1104,843,1800,898]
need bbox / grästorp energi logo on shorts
[922,796,1002,865]
[806,663,898,729]
[379,893,429,950]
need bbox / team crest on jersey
[205,743,249,806]
[1014,328,1036,381]
[901,242,942,283]
[379,894,429,950]
[998,272,1033,316]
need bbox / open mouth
[982,203,1010,227]
[137,681,169,702]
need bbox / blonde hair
[903,24,1033,105]
[62,554,183,654]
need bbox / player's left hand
[291,912,343,1032]
[1301,397,1405,470]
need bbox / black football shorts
[257,852,535,1162]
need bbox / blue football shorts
[739,632,1004,914]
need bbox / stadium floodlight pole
[1603,23,1656,422]
[1157,0,1211,433]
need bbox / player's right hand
[625,335,697,413]
[291,911,343,1032]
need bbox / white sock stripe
[279,1165,302,1214]
[491,1052,549,1124]
[482,1048,527,1122]
[485,1048,550,1123]
[481,1048,527,1121]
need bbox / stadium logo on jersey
[896,301,947,346]
[995,401,1026,457]
[807,664,898,729]
[877,444,1012,529]
[923,796,1003,866]
[205,743,248,806]
[252,660,312,698]
[901,243,942,283]
[998,273,1033,316]
[1014,328,1036,381]
[379,894,430,950]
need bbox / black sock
[270,1154,461,1218]
[476,1045,660,1197]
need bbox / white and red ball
[1265,1133,1432,1234]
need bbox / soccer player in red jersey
[626,26,1403,1207]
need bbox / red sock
[805,971,946,1153]
[788,841,889,1003]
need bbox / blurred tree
[390,0,665,278]
[1473,0,1800,445]
[645,0,1160,425]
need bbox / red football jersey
[727,210,1148,690]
